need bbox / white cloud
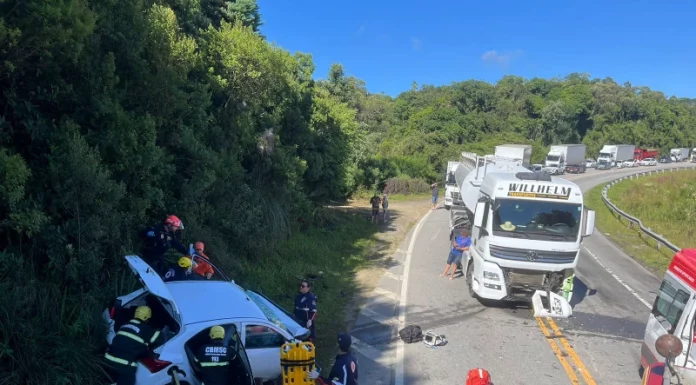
[481,49,523,68]
[411,37,423,51]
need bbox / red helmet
[164,215,184,229]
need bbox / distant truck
[634,148,659,161]
[597,144,635,170]
[543,144,586,175]
[443,161,462,210]
[670,148,690,162]
[494,144,532,168]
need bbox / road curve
[348,162,693,385]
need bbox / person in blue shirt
[441,228,471,280]
[294,279,318,343]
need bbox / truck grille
[452,191,461,202]
[489,245,577,264]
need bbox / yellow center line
[535,316,581,384]
[546,316,598,385]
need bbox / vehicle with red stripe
[641,249,696,384]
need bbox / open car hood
[125,255,181,319]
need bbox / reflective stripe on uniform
[104,353,137,367]
[149,330,160,344]
[200,361,229,367]
[117,330,146,345]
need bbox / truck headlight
[483,271,500,281]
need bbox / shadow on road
[569,275,597,308]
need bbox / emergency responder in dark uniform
[307,333,358,385]
[294,279,317,343]
[104,306,164,385]
[162,257,203,282]
[141,215,188,274]
[194,325,235,385]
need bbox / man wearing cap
[307,333,358,385]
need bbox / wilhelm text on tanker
[506,183,572,200]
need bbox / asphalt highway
[350,162,694,385]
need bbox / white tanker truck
[449,151,596,316]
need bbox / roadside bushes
[383,176,431,195]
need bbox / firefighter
[163,256,202,282]
[194,325,235,385]
[192,241,215,279]
[104,305,164,385]
[141,215,188,275]
[294,279,317,343]
[307,333,358,385]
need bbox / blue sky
[256,0,696,98]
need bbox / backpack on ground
[398,324,423,343]
[466,368,492,385]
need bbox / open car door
[125,255,182,322]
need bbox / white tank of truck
[452,152,595,309]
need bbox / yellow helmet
[210,325,225,340]
[134,305,152,321]
[178,256,192,269]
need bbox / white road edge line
[583,246,652,309]
[395,204,439,385]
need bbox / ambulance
[641,249,696,384]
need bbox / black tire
[465,261,477,299]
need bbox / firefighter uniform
[104,306,164,385]
[194,326,234,385]
[142,217,188,274]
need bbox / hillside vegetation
[3,0,696,382]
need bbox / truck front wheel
[465,262,477,299]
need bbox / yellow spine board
[280,341,316,385]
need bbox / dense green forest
[2,0,696,382]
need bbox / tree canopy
[2,0,696,382]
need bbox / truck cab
[641,249,696,384]
[543,150,565,175]
[455,153,595,302]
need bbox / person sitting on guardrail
[441,228,471,280]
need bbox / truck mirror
[474,202,486,228]
[583,210,596,237]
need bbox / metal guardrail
[601,165,696,253]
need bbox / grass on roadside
[234,207,380,370]
[583,171,696,276]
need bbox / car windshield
[245,290,294,335]
[492,198,582,241]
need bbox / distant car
[659,156,671,163]
[529,164,544,172]
[565,164,586,174]
[640,157,657,166]
[622,159,637,168]
[585,159,596,168]
[103,255,310,385]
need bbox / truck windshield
[651,274,690,334]
[546,156,560,162]
[492,199,582,240]
[598,152,611,158]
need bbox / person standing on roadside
[441,228,471,280]
[382,192,389,222]
[294,279,318,344]
[369,193,381,223]
[431,183,439,210]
